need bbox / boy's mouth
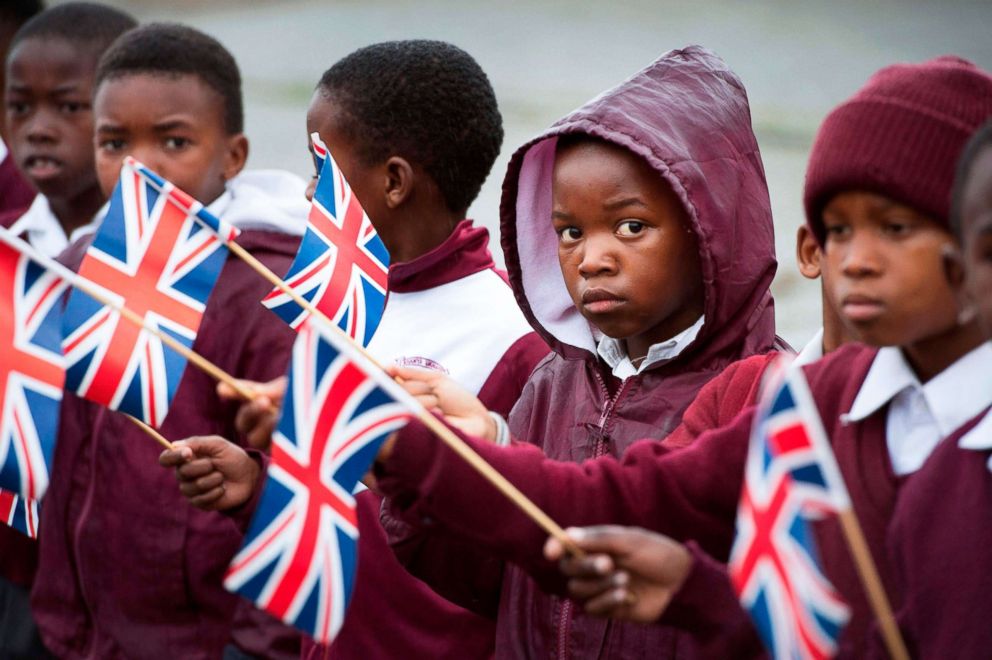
[841,293,886,323]
[23,155,64,182]
[581,288,626,314]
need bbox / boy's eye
[6,101,29,117]
[557,226,582,245]
[60,101,87,115]
[824,223,851,239]
[882,219,913,237]
[616,220,645,237]
[99,138,126,152]
[165,136,191,150]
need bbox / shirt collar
[387,220,495,294]
[0,137,7,162]
[846,342,992,437]
[794,328,824,367]
[959,410,992,476]
[597,316,705,379]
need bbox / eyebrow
[152,119,195,132]
[602,197,648,211]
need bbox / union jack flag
[225,318,415,643]
[0,487,40,538]
[262,133,388,346]
[728,359,851,660]
[0,234,66,502]
[62,158,238,427]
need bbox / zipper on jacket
[556,371,632,660]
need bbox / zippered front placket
[556,372,632,660]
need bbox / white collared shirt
[7,195,106,258]
[844,342,992,476]
[596,316,705,380]
[958,411,992,471]
[794,328,824,367]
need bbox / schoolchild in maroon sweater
[872,121,992,658]
[30,25,312,660]
[0,5,136,659]
[169,45,784,659]
[167,41,548,660]
[360,56,992,658]
[0,0,41,218]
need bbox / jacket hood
[220,169,311,237]
[500,45,777,368]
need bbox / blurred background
[55,0,992,347]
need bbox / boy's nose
[24,112,58,144]
[840,235,883,278]
[577,237,618,278]
[304,177,316,202]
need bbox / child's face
[305,91,385,221]
[551,140,704,354]
[957,146,992,339]
[4,38,100,200]
[821,191,959,346]
[93,73,246,204]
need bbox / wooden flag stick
[224,240,583,556]
[125,415,175,451]
[0,229,258,408]
[837,509,909,660]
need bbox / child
[30,23,311,660]
[1,2,123,252]
[876,120,992,658]
[206,40,550,659]
[364,55,992,657]
[0,0,41,218]
[0,4,135,658]
[167,45,784,658]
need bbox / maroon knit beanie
[804,55,992,243]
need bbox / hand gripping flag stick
[0,228,256,451]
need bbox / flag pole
[223,240,584,556]
[125,414,174,451]
[785,364,909,660]
[0,229,259,410]
[836,510,909,660]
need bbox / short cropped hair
[0,0,44,30]
[95,23,243,134]
[9,2,134,54]
[318,40,503,215]
[951,120,992,241]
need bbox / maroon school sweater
[878,408,992,658]
[31,230,300,660]
[377,343,901,658]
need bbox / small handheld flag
[262,133,389,346]
[0,487,40,538]
[224,318,415,643]
[0,235,66,502]
[62,158,238,428]
[728,359,851,660]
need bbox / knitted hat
[804,55,992,242]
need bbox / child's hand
[387,365,496,441]
[217,376,287,449]
[159,436,261,511]
[543,526,692,623]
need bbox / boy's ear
[795,225,822,280]
[942,242,977,325]
[383,156,414,209]
[222,133,250,182]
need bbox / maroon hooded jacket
[382,45,780,659]
[30,229,301,660]
[377,343,905,658]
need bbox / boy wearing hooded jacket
[166,45,783,658]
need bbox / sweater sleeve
[375,407,753,595]
[661,542,767,658]
[378,334,549,618]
